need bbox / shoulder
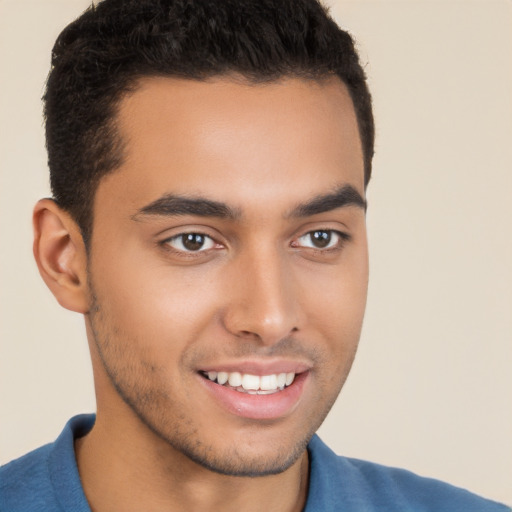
[0,415,94,512]
[305,435,510,512]
[0,443,58,511]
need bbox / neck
[75,411,309,512]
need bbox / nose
[221,247,300,345]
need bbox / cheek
[89,247,224,352]
[300,249,368,365]
[304,247,368,324]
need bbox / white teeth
[260,374,278,390]
[242,374,260,390]
[276,373,286,389]
[204,370,297,392]
[217,371,229,385]
[228,372,242,387]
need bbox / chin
[134,402,315,478]
[169,432,311,477]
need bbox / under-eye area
[200,371,297,395]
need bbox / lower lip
[200,372,309,420]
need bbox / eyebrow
[133,184,366,222]
[288,185,366,217]
[133,194,241,220]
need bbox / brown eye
[310,230,331,248]
[165,233,216,252]
[295,230,349,250]
[182,234,206,251]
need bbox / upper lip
[198,359,312,376]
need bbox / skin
[33,76,369,512]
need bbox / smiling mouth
[200,371,296,395]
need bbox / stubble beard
[87,284,353,478]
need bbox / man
[0,0,509,510]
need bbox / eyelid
[159,227,226,258]
[164,233,216,252]
[292,228,351,250]
[157,225,350,258]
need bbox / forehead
[96,75,364,215]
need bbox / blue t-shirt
[0,414,509,511]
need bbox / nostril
[237,330,261,340]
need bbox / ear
[33,199,90,314]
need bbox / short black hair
[44,0,374,245]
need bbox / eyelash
[161,229,350,256]
[161,232,221,257]
[292,230,351,251]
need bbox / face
[86,76,368,476]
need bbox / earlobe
[33,199,90,314]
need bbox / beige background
[1,0,511,505]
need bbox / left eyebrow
[287,185,366,218]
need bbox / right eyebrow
[131,194,241,221]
